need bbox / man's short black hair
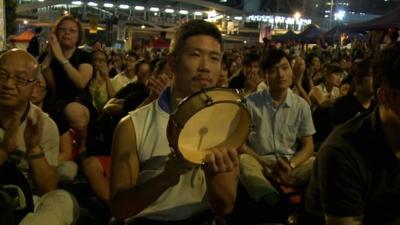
[170,20,223,57]
[243,52,260,67]
[261,48,289,71]
[352,59,372,81]
[373,43,400,92]
[325,63,344,76]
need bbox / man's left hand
[24,108,44,152]
[204,148,239,174]
[263,156,297,186]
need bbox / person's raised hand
[204,148,239,174]
[24,107,44,152]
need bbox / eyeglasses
[34,82,47,91]
[58,27,78,34]
[0,71,36,86]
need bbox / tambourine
[167,88,251,165]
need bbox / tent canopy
[344,5,400,32]
[323,25,343,42]
[298,24,323,43]
[272,30,298,42]
[10,30,35,42]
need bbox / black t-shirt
[109,65,126,78]
[115,82,149,114]
[305,108,400,225]
[228,72,245,90]
[50,48,92,104]
[331,94,375,126]
[42,49,96,135]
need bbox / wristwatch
[26,149,45,160]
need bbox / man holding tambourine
[109,20,242,225]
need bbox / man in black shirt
[229,52,261,92]
[331,59,375,126]
[305,44,400,225]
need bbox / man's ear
[377,87,391,108]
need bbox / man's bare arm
[109,116,187,220]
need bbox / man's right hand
[1,111,23,153]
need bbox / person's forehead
[273,58,290,67]
[0,57,33,73]
[183,35,221,53]
[60,19,78,28]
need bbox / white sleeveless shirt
[126,92,208,222]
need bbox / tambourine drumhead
[167,88,251,165]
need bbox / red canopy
[150,38,169,49]
[10,30,35,42]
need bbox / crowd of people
[0,14,399,225]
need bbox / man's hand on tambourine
[160,156,192,186]
[204,148,239,174]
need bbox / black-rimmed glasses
[0,72,36,86]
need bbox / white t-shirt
[125,89,208,222]
[111,72,138,93]
[0,103,59,185]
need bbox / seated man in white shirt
[110,52,139,93]
[0,49,78,225]
[240,48,315,207]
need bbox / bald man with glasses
[0,49,79,225]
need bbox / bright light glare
[334,10,346,20]
[119,4,129,9]
[88,2,98,6]
[134,6,145,11]
[103,3,114,8]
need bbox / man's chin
[0,99,18,108]
[192,83,215,92]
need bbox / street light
[334,10,346,21]
[294,12,301,20]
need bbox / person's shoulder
[289,90,309,108]
[246,89,266,102]
[72,48,92,63]
[75,48,91,57]
[321,112,369,153]
[111,73,123,81]
[128,100,157,117]
[30,103,58,134]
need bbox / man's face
[244,61,260,77]
[266,57,293,92]
[312,56,321,71]
[0,53,36,108]
[125,56,137,71]
[31,74,47,105]
[172,34,222,96]
[326,72,343,87]
[385,87,400,127]
[137,63,151,82]
[358,75,374,97]
[112,55,122,67]
[92,51,107,71]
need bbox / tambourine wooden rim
[167,87,251,165]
